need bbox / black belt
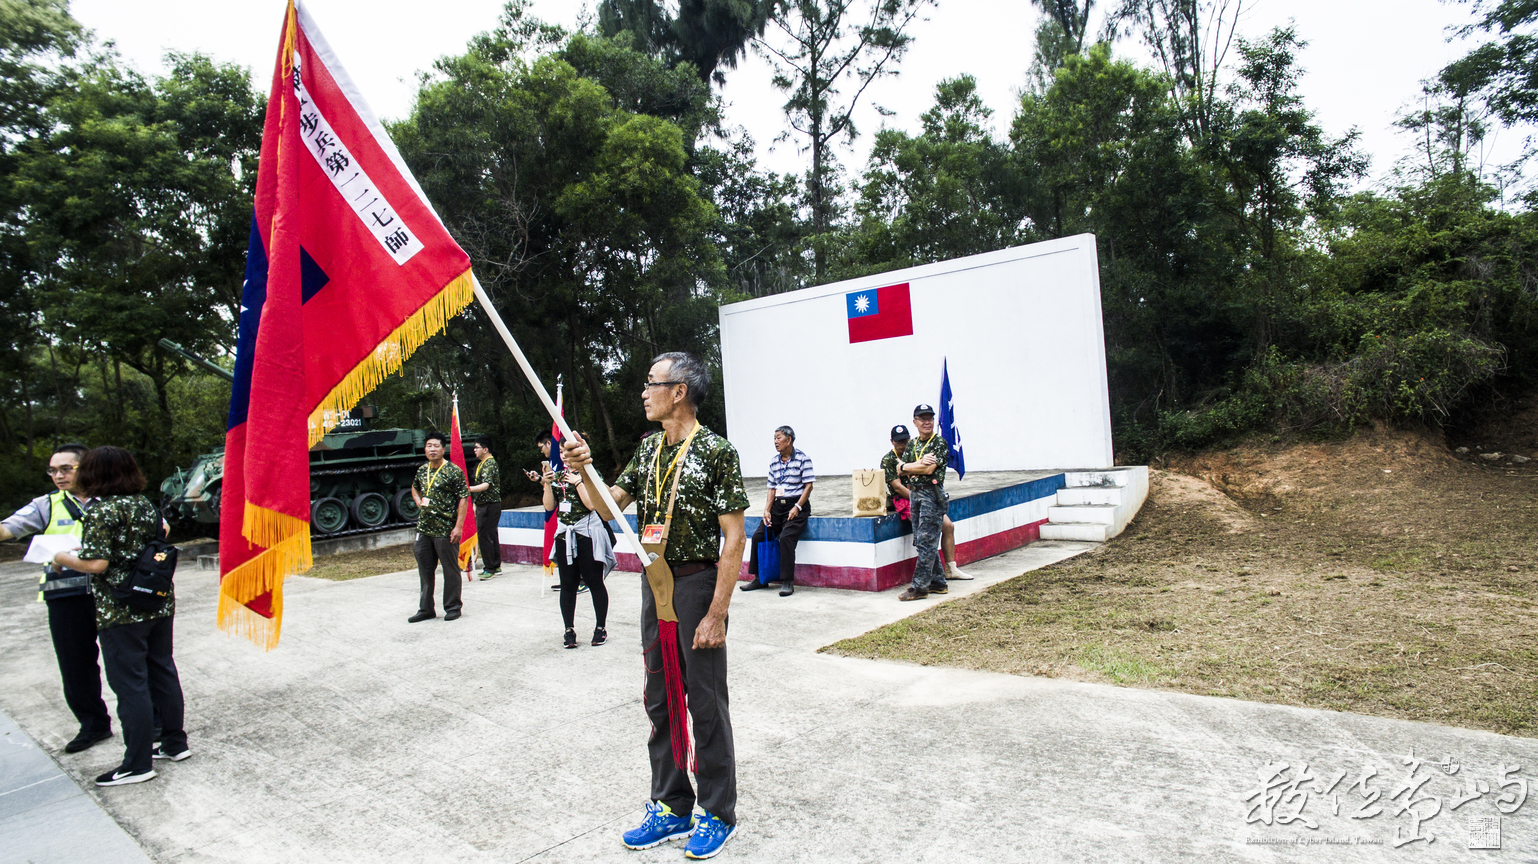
[672,561,715,577]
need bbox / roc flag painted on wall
[846,282,913,343]
[219,0,475,648]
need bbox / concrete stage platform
[497,470,1072,591]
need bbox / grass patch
[305,544,418,581]
[825,432,1538,737]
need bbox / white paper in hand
[24,534,79,565]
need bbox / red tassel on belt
[657,619,692,771]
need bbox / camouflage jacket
[413,461,468,537]
[80,495,173,630]
[471,455,501,505]
[901,434,949,491]
[615,424,750,564]
[553,474,593,527]
[881,449,904,513]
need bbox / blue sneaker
[684,811,736,859]
[621,800,694,850]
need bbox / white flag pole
[470,275,651,565]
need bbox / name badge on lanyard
[559,502,572,513]
[640,524,665,544]
[420,498,432,508]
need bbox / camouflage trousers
[910,486,948,592]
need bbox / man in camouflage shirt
[468,436,502,578]
[882,424,973,582]
[896,404,950,600]
[409,431,469,623]
[563,351,749,859]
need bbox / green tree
[394,19,728,470]
[1442,0,1538,127]
[756,0,934,277]
[598,0,775,84]
[847,75,1029,274]
[9,51,260,481]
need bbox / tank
[156,340,480,537]
[161,421,478,538]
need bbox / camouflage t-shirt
[553,475,594,527]
[901,434,949,491]
[881,449,904,513]
[413,461,468,537]
[614,425,750,564]
[79,495,173,630]
[471,455,501,505]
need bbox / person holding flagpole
[408,432,469,622]
[469,436,502,578]
[561,351,749,860]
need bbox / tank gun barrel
[157,339,234,383]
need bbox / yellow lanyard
[475,457,489,480]
[649,423,701,523]
[423,462,447,496]
[913,434,937,461]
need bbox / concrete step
[1040,522,1109,542]
[1047,504,1117,525]
[1056,487,1124,507]
[1064,469,1132,489]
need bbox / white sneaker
[948,565,975,581]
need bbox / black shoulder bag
[116,518,177,612]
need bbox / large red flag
[448,398,477,573]
[220,0,474,647]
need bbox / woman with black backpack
[53,446,188,786]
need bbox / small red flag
[449,399,477,574]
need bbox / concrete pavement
[1,542,1535,863]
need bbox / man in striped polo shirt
[741,426,814,597]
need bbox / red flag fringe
[657,619,692,771]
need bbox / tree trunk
[582,360,624,472]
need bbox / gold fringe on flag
[306,268,475,446]
[458,534,477,572]
[216,503,312,650]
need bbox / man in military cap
[0,443,113,752]
[882,424,972,581]
[408,431,469,623]
[562,350,749,860]
[895,405,950,601]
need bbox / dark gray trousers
[414,534,463,615]
[641,566,736,824]
[98,616,186,774]
[910,486,949,591]
[474,501,502,572]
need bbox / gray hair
[775,425,795,441]
[652,351,710,408]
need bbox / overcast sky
[69,0,1520,188]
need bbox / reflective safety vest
[38,490,92,602]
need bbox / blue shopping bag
[757,524,780,584]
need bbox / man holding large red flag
[220,0,475,646]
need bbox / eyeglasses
[46,466,77,477]
[643,380,682,390]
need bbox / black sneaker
[96,767,156,786]
[151,744,190,762]
[929,583,949,595]
[408,611,436,623]
[64,727,112,754]
[738,580,766,592]
[592,627,608,646]
[564,629,578,649]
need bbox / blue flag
[939,358,965,478]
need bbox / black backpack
[116,523,177,612]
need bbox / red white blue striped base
[497,474,1066,592]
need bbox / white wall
[718,235,1113,476]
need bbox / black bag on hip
[116,527,177,612]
